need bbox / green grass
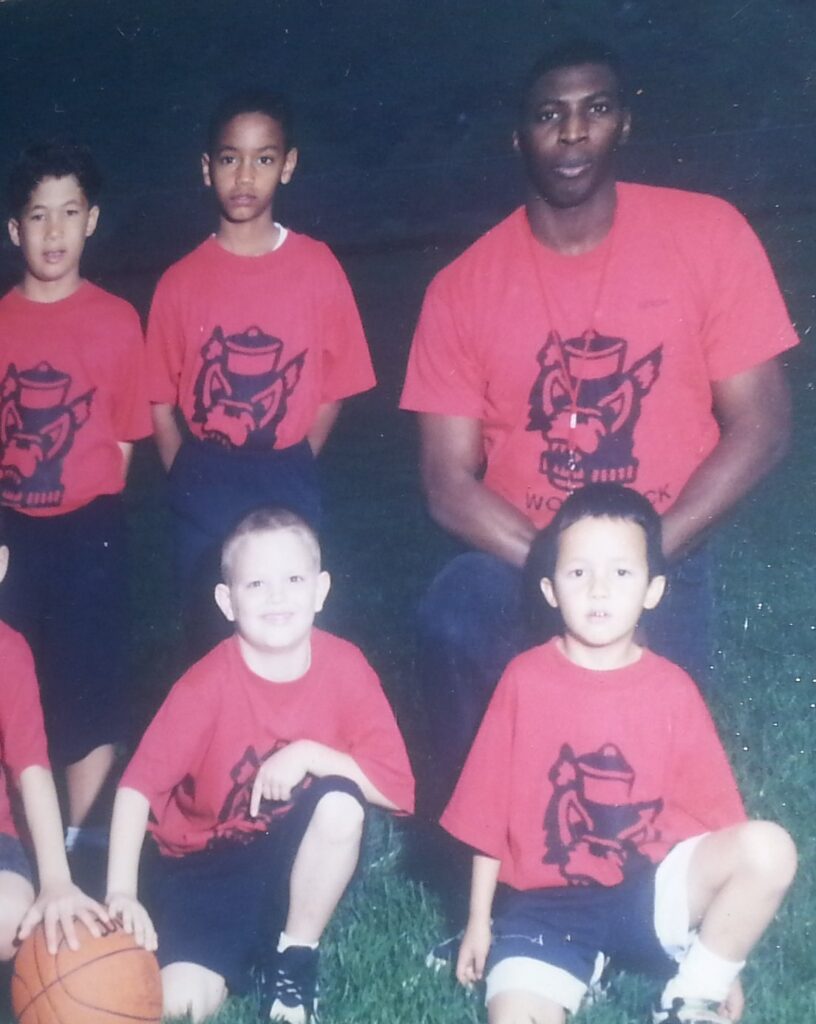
[83,221,816,1022]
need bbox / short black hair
[6,140,102,218]
[518,39,627,123]
[525,483,666,592]
[206,90,295,156]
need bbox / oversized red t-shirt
[441,640,746,891]
[121,629,415,856]
[0,621,51,839]
[146,232,375,451]
[0,283,150,516]
[401,184,799,527]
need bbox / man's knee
[161,962,226,1022]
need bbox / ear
[314,570,331,613]
[0,546,8,586]
[643,574,666,611]
[281,147,298,185]
[85,205,100,238]
[8,219,20,248]
[201,153,212,188]
[540,577,559,609]
[214,582,235,622]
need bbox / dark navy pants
[417,546,712,816]
[167,437,321,662]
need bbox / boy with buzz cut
[0,141,151,840]
[106,507,414,1024]
[0,508,110,958]
[442,484,796,1024]
[146,89,375,657]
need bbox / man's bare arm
[661,357,791,561]
[419,413,537,568]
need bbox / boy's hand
[106,892,158,951]
[456,918,492,987]
[723,976,744,1021]
[250,741,311,814]
[18,880,111,955]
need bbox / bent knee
[311,790,365,842]
[735,820,797,886]
[161,963,226,1022]
[0,872,34,961]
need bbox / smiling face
[215,527,330,673]
[515,61,630,210]
[202,111,298,226]
[8,174,98,300]
[540,515,665,668]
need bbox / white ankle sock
[277,931,318,953]
[662,937,744,1005]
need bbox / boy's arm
[151,403,183,472]
[250,739,398,814]
[105,787,157,950]
[17,765,109,953]
[307,400,342,456]
[117,442,134,478]
[457,854,500,986]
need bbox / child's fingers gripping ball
[11,918,162,1024]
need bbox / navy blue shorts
[488,870,675,989]
[0,834,34,884]
[0,496,130,766]
[142,776,365,992]
[166,437,322,660]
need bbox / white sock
[277,931,318,953]
[64,826,80,852]
[662,937,745,1005]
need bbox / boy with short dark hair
[146,89,375,657]
[106,508,414,1024]
[442,484,796,1024]
[0,507,109,956]
[0,141,151,837]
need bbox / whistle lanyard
[524,216,617,491]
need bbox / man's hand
[250,742,311,814]
[18,881,111,955]
[456,918,492,987]
[106,892,158,952]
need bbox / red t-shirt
[0,283,150,516]
[0,621,51,839]
[146,232,375,451]
[441,640,746,891]
[401,184,798,527]
[121,629,415,856]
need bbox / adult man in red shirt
[401,40,797,812]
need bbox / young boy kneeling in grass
[106,508,414,1023]
[442,483,796,1024]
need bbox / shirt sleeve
[316,248,376,403]
[440,665,516,860]
[700,208,799,381]
[0,632,50,782]
[400,269,486,418]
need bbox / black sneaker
[263,945,319,1024]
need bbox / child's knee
[487,990,566,1024]
[310,789,365,843]
[161,962,226,1022]
[735,820,797,888]
[0,872,34,961]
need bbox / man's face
[202,111,297,225]
[8,175,98,289]
[515,62,631,210]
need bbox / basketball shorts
[485,835,706,1013]
[0,495,130,765]
[142,776,366,992]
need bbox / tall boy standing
[146,90,375,656]
[0,142,150,834]
[106,508,414,1024]
[442,484,796,1024]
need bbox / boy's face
[202,112,298,225]
[214,528,329,659]
[7,175,98,289]
[541,515,665,662]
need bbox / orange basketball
[11,919,162,1024]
